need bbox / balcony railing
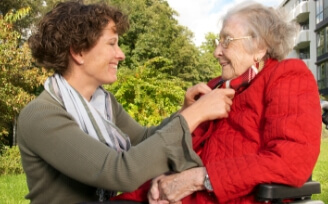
[300,52,310,59]
[295,0,308,7]
[295,30,310,48]
[294,0,309,20]
[300,24,309,30]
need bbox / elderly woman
[17,1,235,203]
[114,1,322,204]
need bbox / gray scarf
[44,73,131,201]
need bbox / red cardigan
[113,58,322,203]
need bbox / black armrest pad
[256,181,321,201]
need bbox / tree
[1,0,45,39]
[105,57,191,125]
[109,0,207,83]
[0,7,50,147]
[197,32,222,82]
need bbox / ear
[254,48,267,62]
[69,47,84,65]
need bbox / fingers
[158,201,170,204]
[189,83,212,95]
[149,180,160,201]
[149,174,170,204]
[185,83,212,101]
[222,88,235,99]
[197,88,235,119]
[149,199,169,204]
[213,88,235,99]
[182,83,235,112]
[181,87,235,130]
[157,169,202,203]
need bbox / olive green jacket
[18,91,202,204]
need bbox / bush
[0,145,24,175]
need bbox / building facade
[279,0,328,95]
[315,0,328,95]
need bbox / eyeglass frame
[214,36,252,49]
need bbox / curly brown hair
[28,0,129,74]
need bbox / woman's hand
[180,87,235,132]
[148,167,206,204]
[181,83,212,111]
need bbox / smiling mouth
[110,64,118,69]
[220,62,229,67]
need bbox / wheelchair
[254,100,328,204]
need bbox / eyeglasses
[214,36,252,49]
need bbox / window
[299,47,310,59]
[325,1,328,20]
[326,27,328,55]
[318,62,327,89]
[300,20,309,30]
[316,0,324,23]
[317,29,325,56]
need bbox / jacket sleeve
[17,93,202,192]
[207,59,322,202]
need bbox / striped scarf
[44,73,131,201]
[210,60,265,92]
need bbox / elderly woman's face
[214,16,255,80]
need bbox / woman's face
[80,21,125,86]
[214,16,255,80]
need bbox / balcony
[294,0,309,22]
[294,29,310,49]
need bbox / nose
[116,46,125,61]
[213,44,223,58]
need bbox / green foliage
[0,8,50,146]
[197,32,222,82]
[0,146,24,175]
[3,7,31,23]
[0,0,57,37]
[105,58,191,125]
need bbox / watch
[204,173,213,192]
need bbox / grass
[312,137,328,203]
[0,139,327,203]
[0,174,29,204]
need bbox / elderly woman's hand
[148,167,206,204]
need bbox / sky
[166,0,285,46]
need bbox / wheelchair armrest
[256,181,321,201]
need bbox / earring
[80,60,84,65]
[258,60,264,71]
